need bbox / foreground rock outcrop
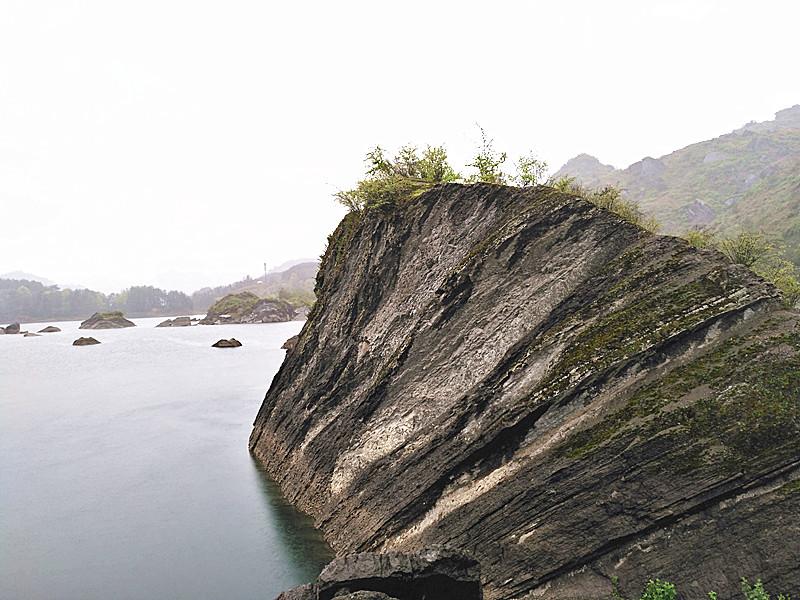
[250,183,800,599]
[79,311,135,329]
[3,322,20,334]
[73,337,100,346]
[200,292,297,325]
[277,549,481,600]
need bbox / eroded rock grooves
[250,183,800,599]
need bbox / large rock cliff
[250,183,800,599]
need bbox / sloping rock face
[79,312,135,329]
[250,183,800,599]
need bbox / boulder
[24,332,41,337]
[38,326,61,333]
[73,337,100,346]
[79,312,135,329]
[274,549,480,600]
[275,584,317,600]
[212,338,242,348]
[0,327,5,334]
[281,335,299,351]
[156,316,193,328]
[4,322,20,334]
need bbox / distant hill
[191,261,318,312]
[554,105,800,265]
[0,271,56,286]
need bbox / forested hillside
[0,279,192,323]
[554,105,800,265]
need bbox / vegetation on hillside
[204,291,261,318]
[550,176,661,233]
[683,229,800,307]
[613,576,792,600]
[334,127,549,214]
[191,262,317,312]
[553,106,800,267]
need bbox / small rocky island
[155,316,193,327]
[38,325,61,333]
[1,322,21,334]
[212,338,242,348]
[199,291,298,325]
[79,311,136,330]
[73,336,101,346]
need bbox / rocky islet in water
[79,311,136,330]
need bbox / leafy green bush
[741,577,793,600]
[681,229,800,307]
[515,151,548,187]
[466,126,508,184]
[335,145,459,213]
[609,576,792,600]
[640,579,677,600]
[336,129,552,214]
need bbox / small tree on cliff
[335,145,459,213]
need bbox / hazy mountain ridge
[554,105,800,265]
[191,261,318,313]
[0,261,319,323]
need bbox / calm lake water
[0,317,332,600]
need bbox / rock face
[38,325,61,333]
[250,183,800,599]
[276,549,481,600]
[24,332,40,337]
[79,312,135,329]
[281,335,299,351]
[200,292,296,325]
[73,337,100,346]
[212,338,242,348]
[4,322,20,334]
[156,316,192,327]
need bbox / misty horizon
[2,1,798,292]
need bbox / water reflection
[250,455,334,583]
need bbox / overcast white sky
[1,0,798,292]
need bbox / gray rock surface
[282,334,299,351]
[4,322,20,334]
[275,584,317,600]
[250,183,800,599]
[38,325,61,333]
[73,337,100,346]
[24,332,40,337]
